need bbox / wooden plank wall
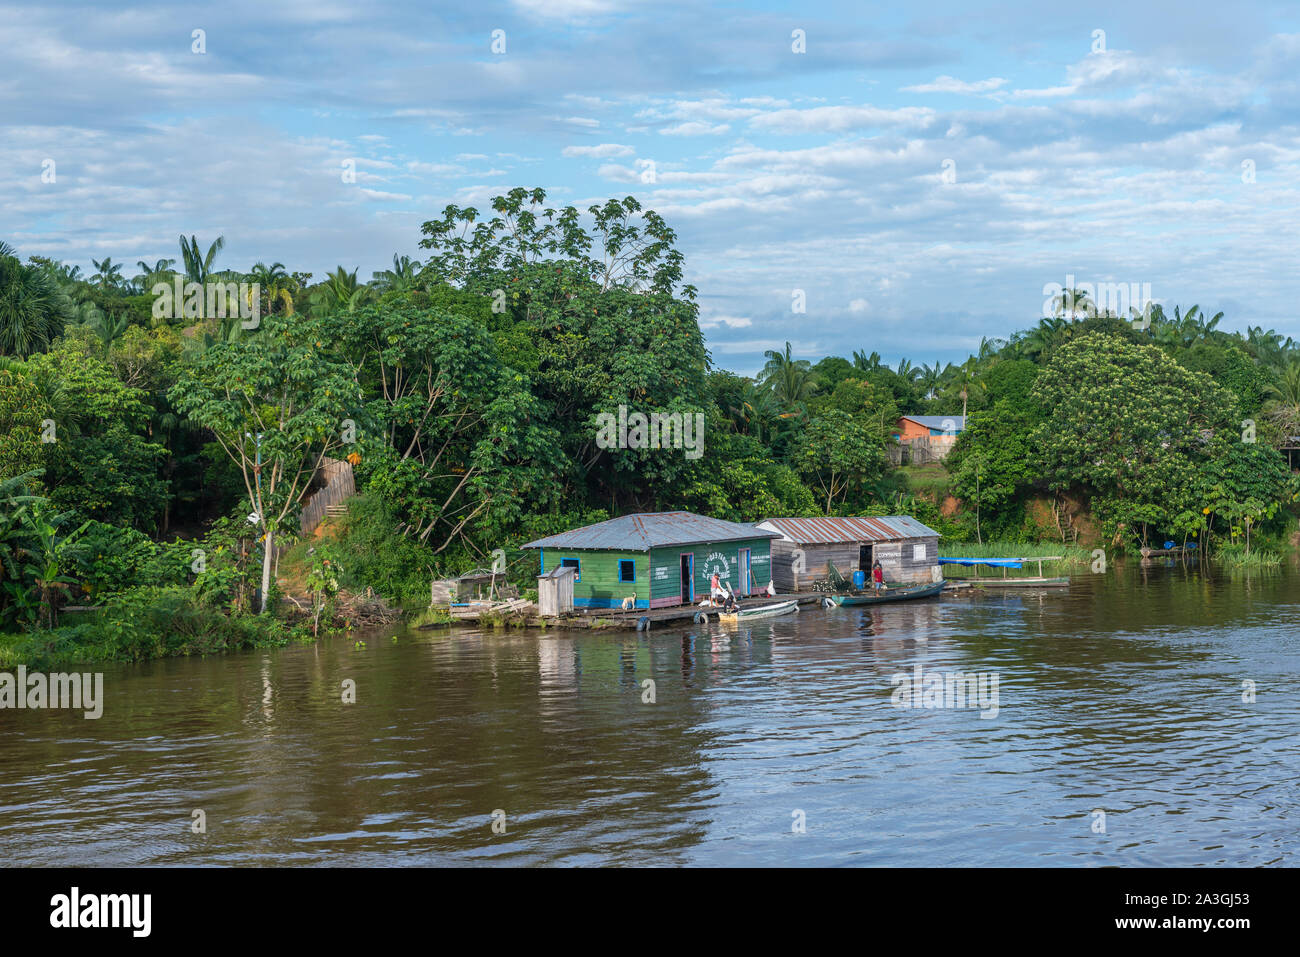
[299,458,357,537]
[771,535,941,588]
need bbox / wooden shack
[755,515,942,591]
[537,564,577,616]
[524,512,779,610]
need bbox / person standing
[872,560,885,591]
[710,571,723,606]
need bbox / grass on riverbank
[900,464,953,501]
[0,587,313,669]
[1213,544,1283,568]
[937,541,1093,579]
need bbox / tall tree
[170,312,363,612]
[178,234,225,284]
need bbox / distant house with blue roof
[891,414,966,464]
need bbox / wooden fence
[298,457,356,537]
[889,437,956,466]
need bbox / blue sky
[4,0,1300,375]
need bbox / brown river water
[2,560,1298,866]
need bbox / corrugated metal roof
[524,511,780,552]
[757,515,940,544]
[898,415,965,431]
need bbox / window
[913,544,927,562]
[560,558,581,582]
[618,559,636,583]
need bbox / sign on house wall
[701,551,733,583]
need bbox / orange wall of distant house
[894,418,930,441]
[893,417,959,443]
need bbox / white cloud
[562,143,635,158]
[659,121,730,136]
[903,75,1006,94]
[750,105,936,134]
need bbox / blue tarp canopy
[938,557,1024,568]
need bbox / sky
[4,0,1300,375]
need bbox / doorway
[680,553,694,603]
[738,548,752,595]
[859,544,873,573]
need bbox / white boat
[716,599,799,624]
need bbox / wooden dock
[443,592,828,630]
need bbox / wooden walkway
[447,593,828,630]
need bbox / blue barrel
[853,570,866,589]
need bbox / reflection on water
[2,562,1298,866]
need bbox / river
[2,561,1297,866]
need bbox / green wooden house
[523,512,779,610]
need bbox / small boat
[830,580,946,605]
[964,576,1069,588]
[716,599,800,623]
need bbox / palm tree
[1263,360,1300,441]
[0,252,73,357]
[90,310,130,349]
[308,266,371,317]
[90,257,124,289]
[917,361,943,400]
[951,359,985,419]
[248,261,296,315]
[372,254,422,293]
[852,349,883,374]
[1052,287,1093,320]
[760,341,817,409]
[178,234,225,284]
[731,380,783,442]
[134,258,176,293]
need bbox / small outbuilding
[524,512,779,610]
[755,515,942,591]
[537,564,577,616]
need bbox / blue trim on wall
[573,596,649,609]
[618,558,636,583]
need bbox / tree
[946,401,1042,541]
[761,341,817,409]
[248,262,296,316]
[308,266,371,317]
[0,363,55,481]
[792,409,885,514]
[169,312,364,612]
[1031,332,1235,542]
[90,257,124,289]
[372,254,422,293]
[0,250,73,357]
[322,303,563,550]
[178,234,225,284]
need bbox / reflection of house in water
[538,636,578,693]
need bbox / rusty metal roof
[756,515,940,544]
[524,511,780,552]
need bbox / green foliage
[0,364,54,481]
[791,409,886,514]
[13,587,298,667]
[1031,333,1234,542]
